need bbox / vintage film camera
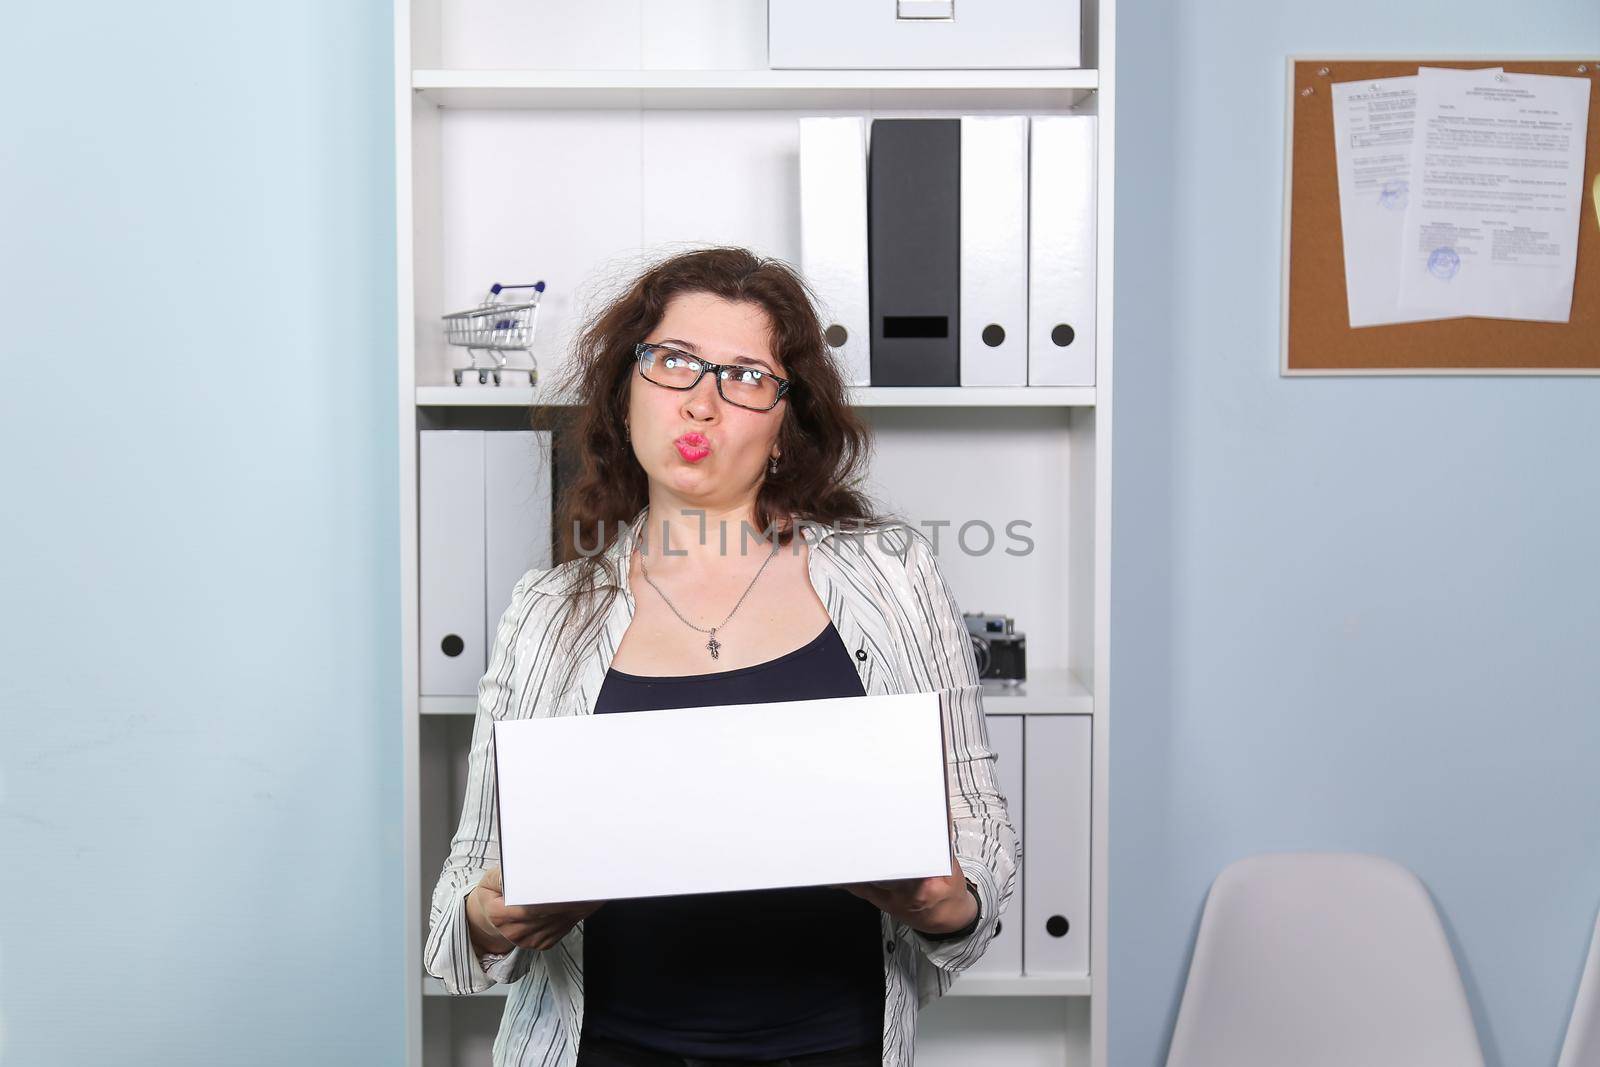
[962,612,1027,685]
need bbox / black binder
[868,119,960,387]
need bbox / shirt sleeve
[422,567,546,994]
[896,527,1021,979]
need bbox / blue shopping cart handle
[490,281,546,295]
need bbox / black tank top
[581,620,885,1059]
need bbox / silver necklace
[636,518,782,660]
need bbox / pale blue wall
[1111,4,1600,1067]
[0,3,400,1065]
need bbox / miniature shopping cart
[441,281,545,386]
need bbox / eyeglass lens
[638,344,783,410]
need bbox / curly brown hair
[536,245,896,697]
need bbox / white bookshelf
[398,4,1113,1065]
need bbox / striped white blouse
[425,507,1021,1066]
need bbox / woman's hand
[832,815,979,937]
[467,866,604,954]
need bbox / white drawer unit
[768,0,1082,70]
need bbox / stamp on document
[1427,246,1461,280]
[1378,180,1409,211]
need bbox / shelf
[415,386,557,407]
[946,974,1092,997]
[424,974,1089,998]
[850,386,1095,408]
[412,68,1098,110]
[421,670,1091,718]
[980,668,1094,715]
[416,385,1095,409]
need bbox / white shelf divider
[424,974,1091,999]
[413,68,1098,110]
[420,668,1091,718]
[416,385,1096,409]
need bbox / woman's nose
[681,373,721,420]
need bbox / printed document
[1396,67,1592,322]
[1331,70,1499,327]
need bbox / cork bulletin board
[1281,55,1600,375]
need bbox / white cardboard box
[492,691,952,905]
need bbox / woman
[425,247,1019,1067]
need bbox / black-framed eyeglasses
[633,342,792,413]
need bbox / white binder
[1023,714,1091,975]
[419,431,486,697]
[1028,116,1097,387]
[964,713,1024,976]
[960,116,1029,386]
[799,116,871,386]
[484,430,553,644]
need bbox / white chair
[1559,906,1600,1067]
[1165,851,1484,1067]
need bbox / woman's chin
[658,464,719,494]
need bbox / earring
[768,454,779,474]
[624,423,631,442]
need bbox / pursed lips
[674,433,711,460]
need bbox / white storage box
[768,0,1081,70]
[493,691,953,905]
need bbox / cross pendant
[706,629,721,660]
